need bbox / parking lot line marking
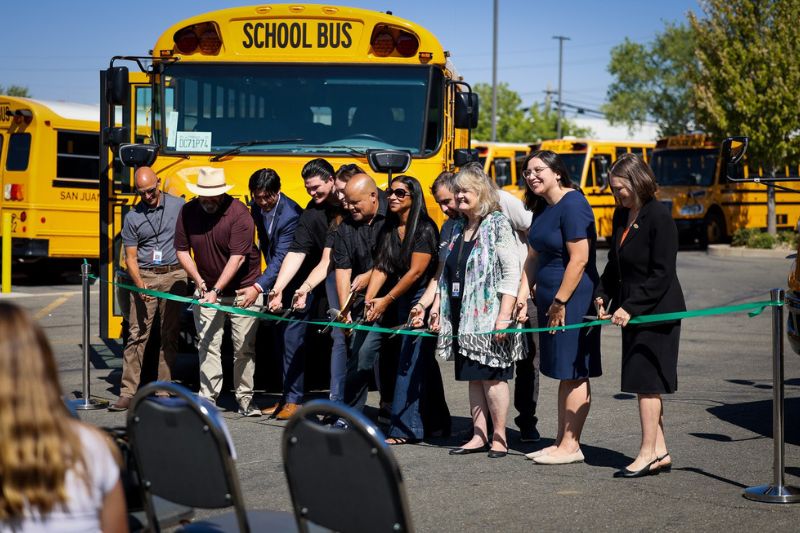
[34,294,72,319]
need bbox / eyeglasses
[137,184,159,196]
[387,188,409,200]
[522,167,550,179]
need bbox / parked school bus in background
[98,4,478,340]
[472,140,529,196]
[530,139,655,239]
[650,133,800,245]
[0,97,100,260]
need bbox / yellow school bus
[530,139,655,239]
[98,4,478,339]
[0,97,100,260]
[472,140,529,195]
[650,133,800,244]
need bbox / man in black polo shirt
[261,158,344,419]
[109,166,187,411]
[333,173,390,413]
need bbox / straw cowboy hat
[186,167,233,197]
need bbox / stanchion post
[743,288,800,503]
[2,212,11,293]
[71,262,107,411]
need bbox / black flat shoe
[487,449,508,459]
[656,453,672,473]
[449,444,490,455]
[613,458,660,478]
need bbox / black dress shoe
[449,444,490,455]
[613,458,660,478]
[487,449,508,459]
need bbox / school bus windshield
[157,63,443,156]
[559,153,587,182]
[650,148,717,187]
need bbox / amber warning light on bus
[370,25,419,58]
[173,22,222,55]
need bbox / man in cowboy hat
[174,167,264,416]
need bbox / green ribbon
[92,273,780,338]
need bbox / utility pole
[491,0,498,141]
[552,35,570,139]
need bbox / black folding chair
[127,381,296,533]
[282,400,415,533]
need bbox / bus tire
[702,209,727,247]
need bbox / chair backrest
[127,381,249,532]
[282,400,414,533]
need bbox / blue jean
[274,291,315,404]
[326,272,348,402]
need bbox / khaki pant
[121,268,188,398]
[194,292,263,408]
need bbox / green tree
[603,23,696,136]
[526,95,593,141]
[690,0,800,235]
[0,85,30,97]
[473,83,591,142]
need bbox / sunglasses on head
[387,188,409,200]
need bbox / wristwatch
[209,287,221,295]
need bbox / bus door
[99,66,152,339]
[587,149,614,238]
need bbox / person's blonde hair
[0,303,89,519]
[454,163,501,217]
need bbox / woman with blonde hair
[0,302,128,532]
[431,164,524,458]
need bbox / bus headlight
[679,204,704,216]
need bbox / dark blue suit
[252,194,303,294]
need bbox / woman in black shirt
[364,175,450,443]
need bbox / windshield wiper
[295,144,367,156]
[210,138,303,161]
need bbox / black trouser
[513,309,540,431]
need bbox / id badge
[152,249,163,265]
[451,281,461,297]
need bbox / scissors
[269,291,303,318]
[582,299,612,335]
[319,290,358,335]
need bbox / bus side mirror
[119,143,158,168]
[454,92,479,129]
[366,149,411,175]
[106,66,130,106]
[102,126,130,147]
[720,136,748,183]
[494,159,510,187]
[454,149,479,167]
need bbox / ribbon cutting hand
[267,289,283,313]
[408,303,426,328]
[235,285,260,308]
[365,297,390,322]
[546,301,566,334]
[610,307,631,327]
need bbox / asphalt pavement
[3,251,800,532]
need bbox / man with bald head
[109,166,187,411]
[333,172,391,416]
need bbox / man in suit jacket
[236,168,303,418]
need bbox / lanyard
[454,219,480,280]
[143,194,166,248]
[265,193,281,236]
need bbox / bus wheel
[703,210,727,246]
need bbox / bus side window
[515,151,527,187]
[6,133,31,171]
[57,131,100,186]
[645,148,653,162]
[492,157,512,187]
[615,146,628,160]
[631,147,644,158]
[592,154,612,189]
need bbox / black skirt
[620,321,680,394]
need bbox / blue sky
[3,0,699,117]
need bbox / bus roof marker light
[396,32,419,57]
[418,52,433,62]
[199,29,222,55]
[174,28,199,54]
[371,30,395,57]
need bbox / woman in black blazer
[595,153,686,478]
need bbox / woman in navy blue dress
[518,150,601,465]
